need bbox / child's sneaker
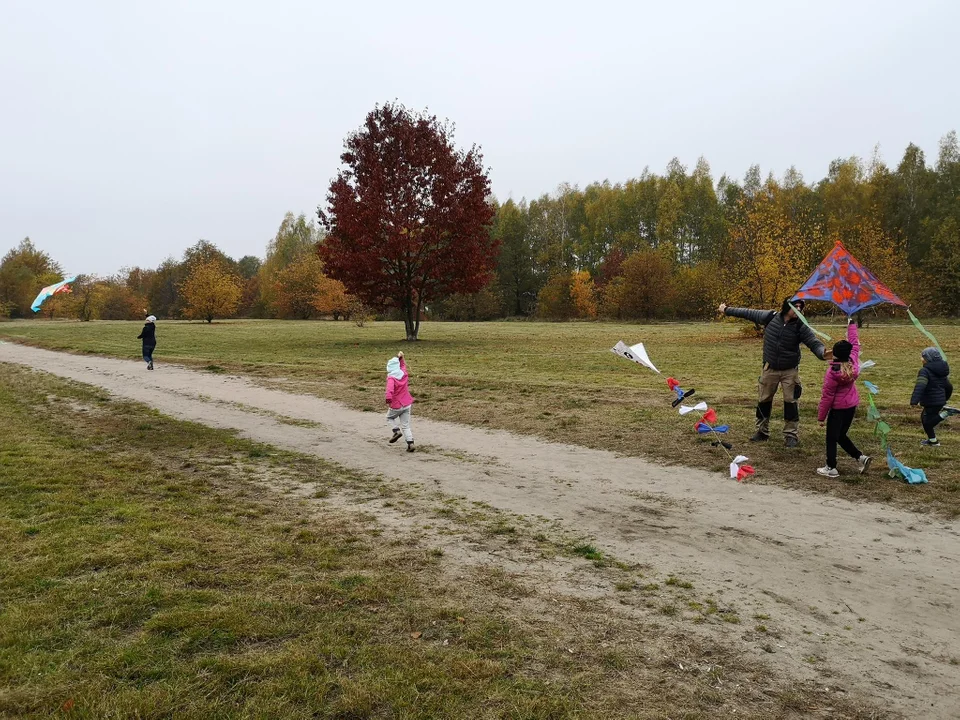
[389,430,403,444]
[857,455,872,474]
[921,438,940,447]
[406,441,415,453]
[940,406,959,420]
[147,361,154,370]
[816,466,839,478]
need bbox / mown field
[2,317,957,516]
[0,364,890,718]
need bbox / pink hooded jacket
[817,323,860,422]
[385,356,414,410]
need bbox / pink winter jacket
[385,357,414,409]
[817,323,860,422]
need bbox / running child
[385,350,415,452]
[137,315,157,370]
[816,318,871,477]
[910,347,953,447]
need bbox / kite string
[683,397,736,461]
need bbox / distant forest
[3,131,959,321]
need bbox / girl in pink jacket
[816,319,871,478]
[385,351,415,452]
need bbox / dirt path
[3,342,958,718]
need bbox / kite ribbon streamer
[907,309,948,362]
[886,448,928,485]
[788,303,832,342]
[874,421,892,450]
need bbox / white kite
[611,340,660,374]
[678,401,708,416]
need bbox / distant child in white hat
[137,315,157,370]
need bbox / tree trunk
[403,294,418,341]
[206,315,213,324]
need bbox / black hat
[781,297,804,317]
[832,340,852,363]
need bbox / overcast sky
[2,0,957,276]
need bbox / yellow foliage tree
[616,247,675,319]
[598,276,626,319]
[673,260,723,319]
[313,274,350,320]
[536,272,574,320]
[569,270,597,319]
[180,259,242,323]
[272,255,326,319]
[835,221,911,308]
[724,186,826,309]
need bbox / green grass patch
[571,542,603,562]
[0,367,598,718]
[2,318,957,515]
[0,364,882,719]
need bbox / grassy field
[2,317,958,516]
[0,364,887,718]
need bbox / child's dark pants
[922,405,944,439]
[826,407,861,469]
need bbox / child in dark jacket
[911,347,953,446]
[136,315,157,370]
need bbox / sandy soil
[2,341,958,718]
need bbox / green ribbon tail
[789,302,832,342]
[907,309,948,362]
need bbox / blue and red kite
[792,242,905,315]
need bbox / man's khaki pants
[757,366,800,440]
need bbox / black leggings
[826,407,861,469]
[922,406,944,439]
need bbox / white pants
[386,405,413,442]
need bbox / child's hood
[386,357,405,380]
[925,359,950,379]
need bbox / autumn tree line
[0,214,362,324]
[489,132,960,322]
[3,127,960,325]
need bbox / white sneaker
[816,466,839,478]
[857,455,872,474]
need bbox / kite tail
[907,309,948,362]
[788,302,832,342]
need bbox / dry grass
[0,364,892,718]
[2,317,957,517]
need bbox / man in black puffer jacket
[910,347,952,447]
[719,298,829,447]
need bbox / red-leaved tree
[318,103,497,340]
